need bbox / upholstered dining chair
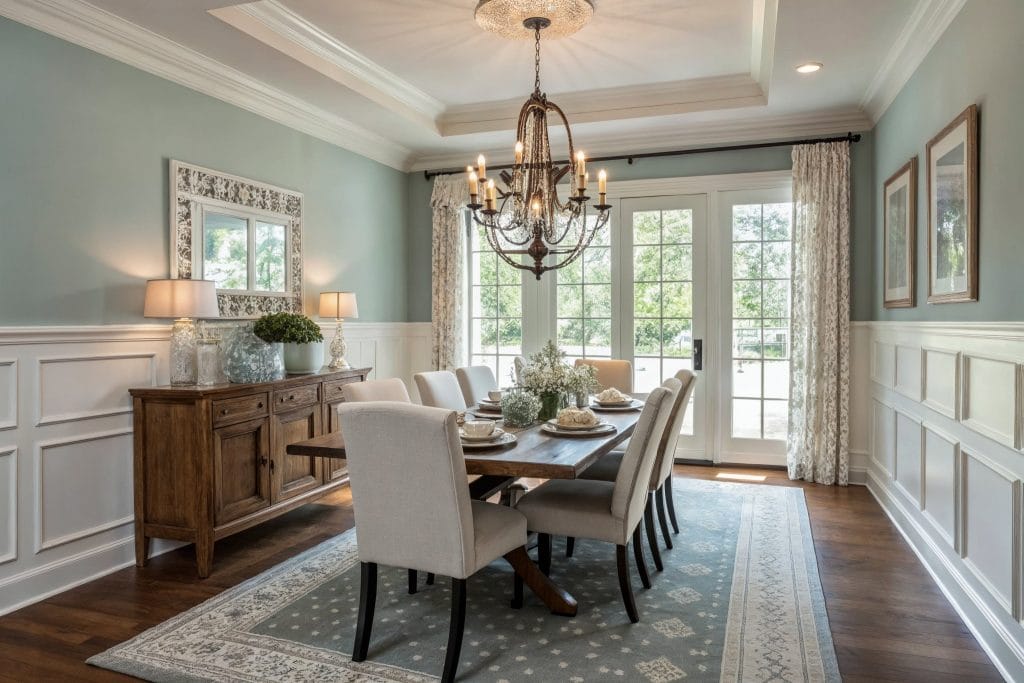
[341,377,411,403]
[338,402,529,683]
[577,370,697,572]
[514,383,677,623]
[513,355,527,384]
[575,358,634,393]
[414,370,468,410]
[455,365,498,407]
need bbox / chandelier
[467,1,610,280]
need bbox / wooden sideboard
[130,367,371,577]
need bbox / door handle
[693,339,703,371]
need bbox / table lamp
[144,279,220,385]
[319,291,358,369]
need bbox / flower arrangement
[500,387,542,428]
[566,363,599,395]
[519,340,571,395]
[253,312,324,344]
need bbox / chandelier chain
[533,26,542,93]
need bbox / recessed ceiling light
[796,62,823,74]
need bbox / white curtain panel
[430,177,467,371]
[787,142,851,486]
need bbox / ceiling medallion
[467,13,610,280]
[474,0,595,40]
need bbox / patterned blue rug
[89,479,839,682]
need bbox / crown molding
[0,0,414,170]
[410,107,873,172]
[210,0,444,133]
[860,0,967,122]
[438,73,766,136]
[750,0,778,96]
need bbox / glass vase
[538,391,563,421]
[196,338,224,386]
[574,390,589,408]
[223,323,285,383]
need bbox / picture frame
[926,104,978,303]
[883,157,917,308]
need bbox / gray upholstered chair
[338,402,528,683]
[514,383,677,623]
[455,365,498,407]
[513,355,527,384]
[341,377,411,403]
[575,358,634,393]
[414,370,468,410]
[578,370,697,572]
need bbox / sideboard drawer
[273,384,320,412]
[212,393,269,426]
[323,376,363,402]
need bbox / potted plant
[520,340,572,420]
[253,312,325,374]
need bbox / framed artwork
[883,157,917,308]
[170,160,304,318]
[926,104,978,303]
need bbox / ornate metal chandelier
[467,2,610,280]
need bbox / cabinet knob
[221,409,229,415]
[261,457,268,466]
[257,402,263,408]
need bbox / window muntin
[467,218,524,385]
[555,217,611,364]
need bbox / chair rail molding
[0,321,431,616]
[854,319,1024,681]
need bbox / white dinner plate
[540,422,617,438]
[544,417,607,432]
[590,399,643,412]
[474,403,502,414]
[461,432,517,449]
[478,398,502,406]
[459,427,506,442]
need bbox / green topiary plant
[253,312,324,344]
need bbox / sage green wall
[872,0,1024,321]
[407,136,874,322]
[0,17,409,325]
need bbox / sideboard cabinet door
[271,404,324,502]
[213,417,272,525]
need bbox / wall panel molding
[0,360,16,430]
[0,446,16,565]
[36,352,156,426]
[859,320,1024,678]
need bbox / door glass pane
[729,202,793,441]
[555,218,611,360]
[203,212,248,290]
[630,208,695,435]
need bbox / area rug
[89,479,839,682]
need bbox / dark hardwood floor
[0,466,1003,682]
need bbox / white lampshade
[319,291,359,319]
[143,279,220,319]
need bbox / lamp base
[170,318,198,385]
[327,319,351,370]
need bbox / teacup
[463,419,496,438]
[488,389,503,402]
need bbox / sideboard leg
[135,525,150,568]
[196,537,214,578]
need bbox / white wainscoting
[0,322,431,616]
[856,321,1024,681]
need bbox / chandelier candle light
[319,291,358,369]
[469,0,610,279]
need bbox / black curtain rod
[422,131,862,179]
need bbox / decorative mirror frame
[170,160,304,318]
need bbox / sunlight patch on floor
[715,472,767,482]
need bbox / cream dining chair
[514,382,677,623]
[575,358,634,393]
[339,402,529,683]
[455,365,498,407]
[414,371,468,411]
[341,377,411,403]
[577,370,697,572]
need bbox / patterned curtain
[430,177,468,371]
[787,142,851,485]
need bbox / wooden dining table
[287,405,643,618]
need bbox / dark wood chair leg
[566,536,575,558]
[632,526,652,589]
[645,493,664,572]
[441,578,467,683]
[538,533,552,576]
[615,544,639,623]
[426,572,435,585]
[408,568,418,595]
[665,476,680,534]
[352,562,377,662]
[656,487,673,550]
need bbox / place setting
[469,388,504,419]
[459,417,516,450]
[541,406,617,438]
[589,387,644,412]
